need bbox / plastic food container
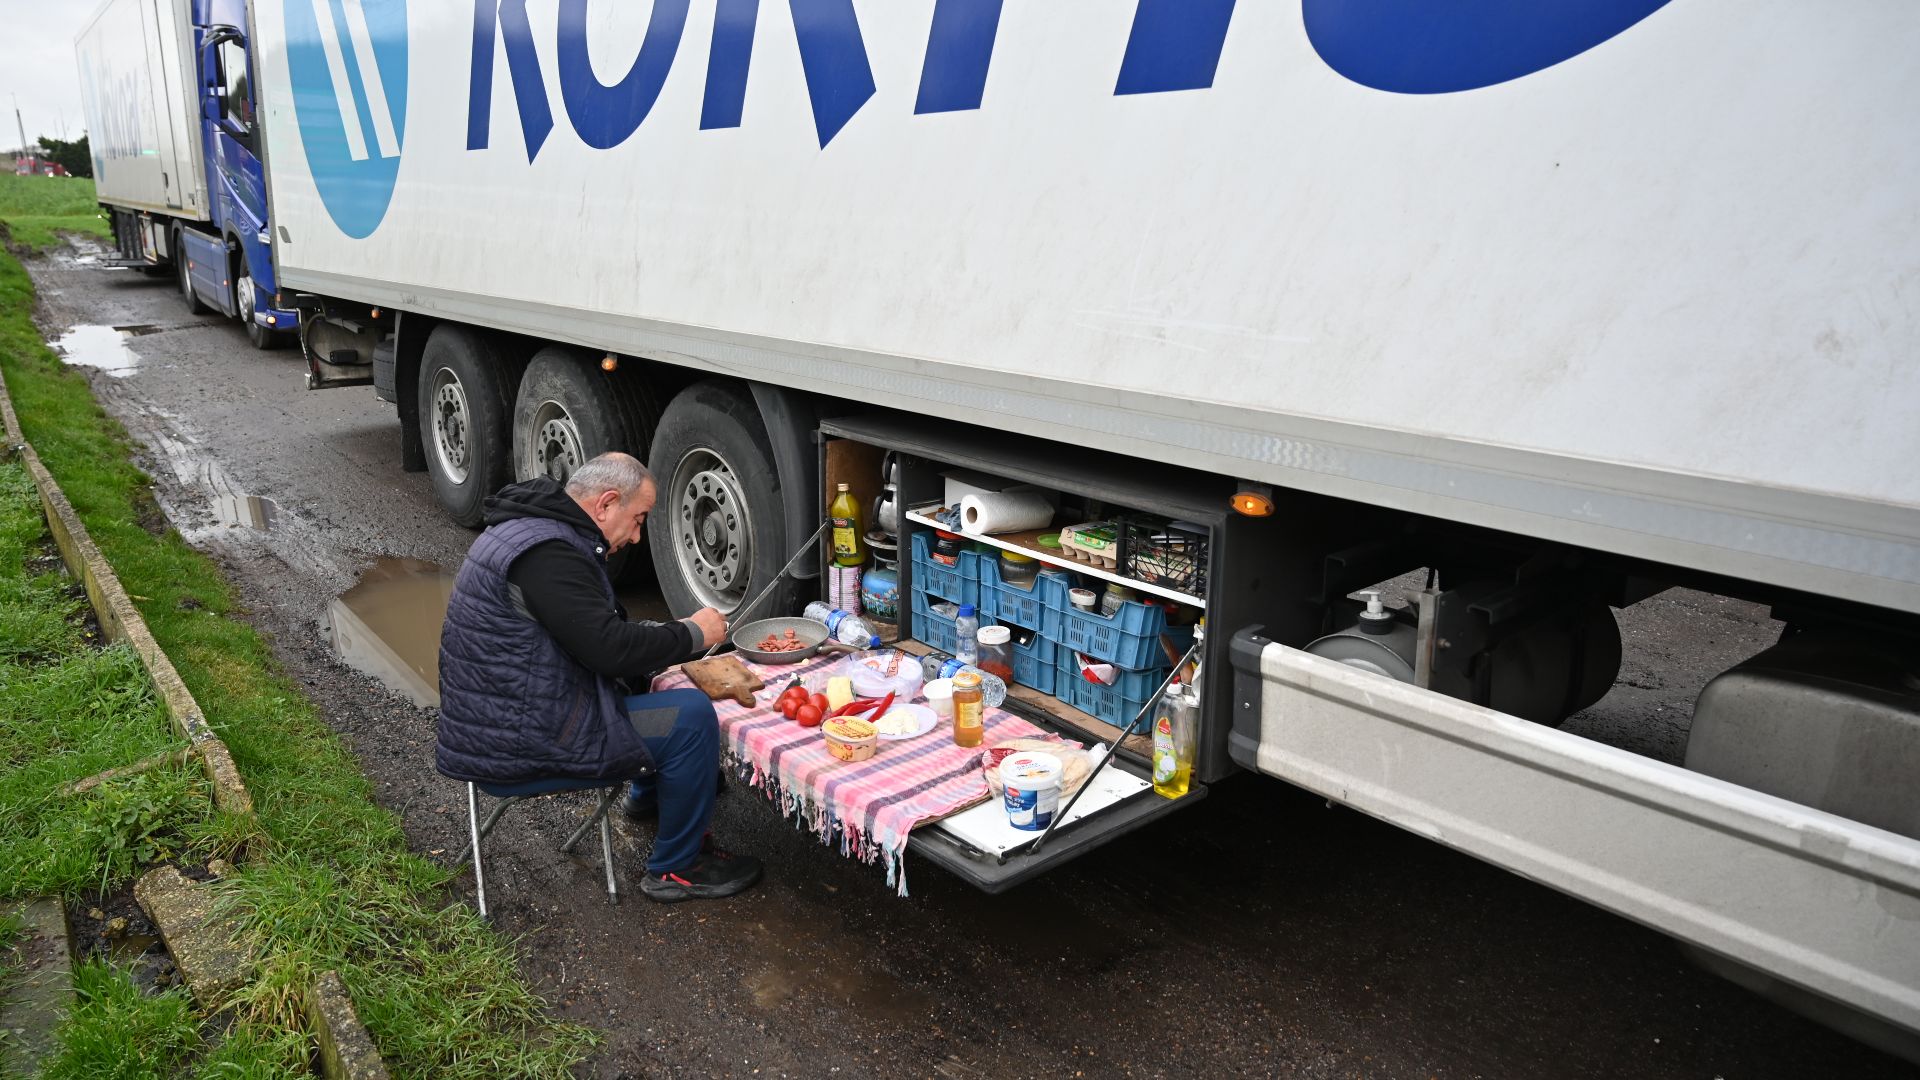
[923,677,955,718]
[841,651,925,700]
[823,717,879,762]
[998,550,1039,587]
[1069,587,1096,611]
[999,751,1064,830]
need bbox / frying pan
[730,616,858,665]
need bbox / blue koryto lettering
[1116,0,1237,96]
[696,0,874,148]
[914,0,1003,115]
[466,0,552,161]
[475,0,1673,161]
[558,0,691,150]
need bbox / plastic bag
[982,737,1092,798]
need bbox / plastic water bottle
[955,604,980,665]
[802,602,882,649]
[918,651,1007,707]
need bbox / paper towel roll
[959,490,1054,534]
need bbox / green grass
[38,960,200,1080]
[0,461,216,901]
[0,239,594,1073]
[0,174,110,252]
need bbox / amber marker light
[601,354,619,372]
[1231,491,1275,517]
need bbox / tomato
[777,687,807,710]
[780,697,801,720]
[795,704,823,728]
[808,693,829,714]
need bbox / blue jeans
[622,689,719,874]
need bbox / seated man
[435,452,762,902]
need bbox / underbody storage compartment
[816,413,1300,890]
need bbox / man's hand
[688,607,727,649]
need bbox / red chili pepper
[829,697,881,719]
[867,691,896,721]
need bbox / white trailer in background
[75,0,207,236]
[232,0,1917,1057]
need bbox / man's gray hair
[564,453,654,500]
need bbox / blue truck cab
[177,0,300,349]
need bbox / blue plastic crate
[1057,594,1173,669]
[910,589,971,656]
[1054,651,1168,730]
[1003,628,1057,693]
[909,530,980,607]
[1055,647,1174,700]
[978,557,1069,637]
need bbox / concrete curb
[1,369,251,816]
[2,345,389,1077]
[0,898,74,1077]
[305,971,392,1080]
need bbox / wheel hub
[238,272,254,325]
[531,401,585,483]
[431,369,471,484]
[671,450,751,610]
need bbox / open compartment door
[909,744,1205,893]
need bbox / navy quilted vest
[434,515,654,785]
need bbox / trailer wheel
[175,229,209,315]
[419,326,516,527]
[513,348,664,583]
[512,347,662,485]
[648,381,799,619]
[234,252,284,351]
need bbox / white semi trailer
[111,0,1919,1057]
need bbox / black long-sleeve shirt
[506,540,698,682]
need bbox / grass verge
[0,175,110,253]
[0,231,594,1072]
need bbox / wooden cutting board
[682,656,765,707]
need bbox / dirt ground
[22,243,1912,1078]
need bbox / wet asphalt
[21,244,1914,1078]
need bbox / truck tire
[648,381,800,620]
[511,347,662,485]
[513,347,664,584]
[234,251,284,351]
[175,228,209,315]
[418,326,517,527]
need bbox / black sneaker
[640,851,764,903]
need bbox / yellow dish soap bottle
[1152,680,1196,799]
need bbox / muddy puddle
[51,325,142,377]
[328,558,459,709]
[328,554,672,709]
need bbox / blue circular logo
[1304,1,1674,95]
[284,0,408,239]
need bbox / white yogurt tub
[998,751,1064,831]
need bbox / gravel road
[22,242,1911,1079]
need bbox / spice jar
[952,671,985,747]
[975,625,1014,683]
[932,531,966,567]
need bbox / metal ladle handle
[700,518,832,660]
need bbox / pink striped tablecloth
[654,654,1063,895]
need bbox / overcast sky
[1,0,95,150]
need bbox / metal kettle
[871,486,900,537]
